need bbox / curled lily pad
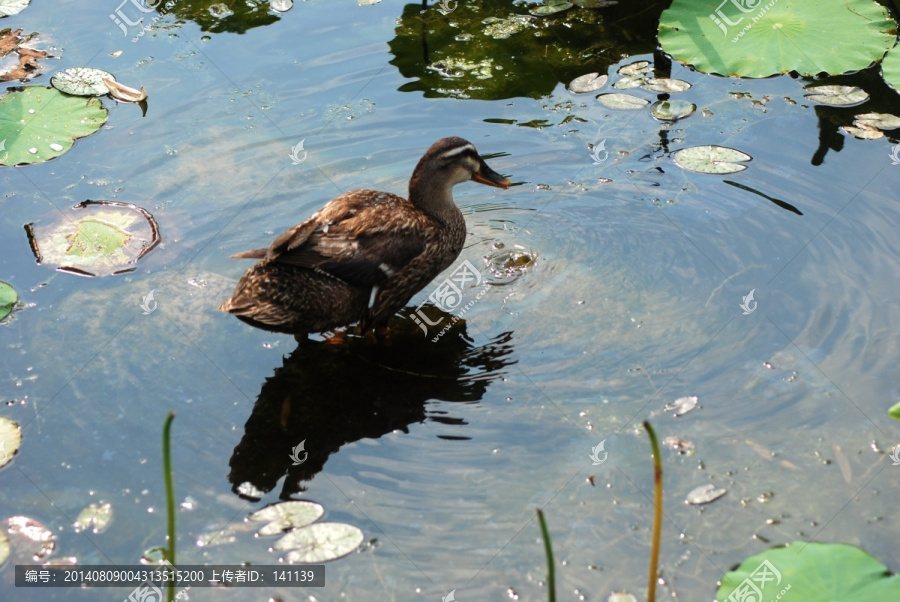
[641,78,691,93]
[596,93,649,110]
[650,99,695,122]
[275,522,364,563]
[50,68,115,97]
[0,86,107,165]
[73,503,112,534]
[0,416,22,468]
[7,516,55,561]
[249,500,324,536]
[854,112,900,130]
[568,72,607,93]
[803,85,869,107]
[841,125,883,139]
[889,400,900,419]
[26,200,161,277]
[673,145,751,174]
[0,281,16,321]
[0,0,30,17]
[686,483,727,505]
[618,60,650,76]
[102,78,146,103]
[530,1,573,16]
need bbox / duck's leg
[322,330,346,345]
[374,324,391,345]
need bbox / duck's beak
[471,160,511,189]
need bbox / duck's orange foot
[322,330,346,345]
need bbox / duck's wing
[265,191,428,289]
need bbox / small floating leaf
[608,594,638,602]
[803,85,869,107]
[0,416,22,468]
[249,501,324,536]
[889,400,900,419]
[0,281,16,321]
[0,0,30,17]
[73,503,112,534]
[841,125,884,139]
[854,112,900,130]
[102,78,147,103]
[50,68,115,97]
[270,0,293,11]
[530,1,573,15]
[568,72,607,94]
[662,435,695,454]
[650,99,695,122]
[275,522,364,563]
[618,60,650,76]
[673,145,751,174]
[613,76,645,90]
[0,529,8,566]
[664,395,699,416]
[686,483,727,505]
[7,516,55,561]
[641,78,691,93]
[596,93,649,110]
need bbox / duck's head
[409,137,510,218]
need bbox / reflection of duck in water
[228,307,515,500]
[220,137,510,337]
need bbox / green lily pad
[641,78,690,93]
[889,400,900,419]
[0,0,30,17]
[0,416,22,468]
[274,522,364,563]
[650,99,695,122]
[568,72,607,93]
[882,44,900,94]
[596,93,649,110]
[249,500,325,536]
[50,68,115,97]
[73,503,112,534]
[26,200,161,277]
[717,542,900,601]
[803,85,869,107]
[0,86,107,166]
[0,281,16,321]
[673,145,752,174]
[659,0,896,78]
[530,1,573,16]
[854,112,900,130]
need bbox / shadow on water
[227,305,515,500]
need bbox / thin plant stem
[536,508,556,602]
[162,411,176,602]
[643,421,662,602]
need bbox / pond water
[1,0,899,601]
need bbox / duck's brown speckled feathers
[220,137,510,336]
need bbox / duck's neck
[409,175,462,227]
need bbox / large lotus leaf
[0,86,107,166]
[27,201,160,277]
[0,280,16,321]
[718,542,900,601]
[659,0,896,78]
[882,44,900,95]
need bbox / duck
[219,137,511,337]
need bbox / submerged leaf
[51,68,115,96]
[686,483,727,505]
[568,72,607,94]
[803,85,869,107]
[673,145,751,174]
[249,500,324,536]
[0,416,22,468]
[530,1,573,16]
[596,93,649,110]
[650,99,695,122]
[275,522,364,563]
[0,281,16,321]
[73,503,112,534]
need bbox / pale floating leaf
[596,93,649,110]
[673,145,751,174]
[530,1,573,16]
[854,112,900,130]
[650,99,695,122]
[662,435,695,454]
[0,0,30,17]
[50,68,115,97]
[194,521,256,548]
[686,484,727,505]
[568,72,607,94]
[641,78,691,93]
[618,60,650,76]
[249,500,324,536]
[275,522,364,563]
[0,530,7,566]
[0,416,22,468]
[270,0,293,11]
[664,395,699,416]
[73,503,112,534]
[803,85,869,107]
[7,516,55,561]
[208,3,234,18]
[0,281,17,321]
[841,125,884,140]
[102,78,146,103]
[357,0,381,5]
[44,556,78,565]
[608,593,638,602]
[613,76,644,90]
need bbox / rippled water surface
[1,1,899,601]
